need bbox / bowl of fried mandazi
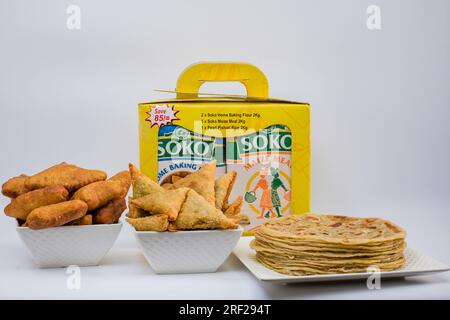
[17,223,123,268]
[2,162,132,268]
[133,227,243,274]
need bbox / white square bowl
[133,227,243,274]
[16,223,122,268]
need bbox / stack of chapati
[251,214,406,275]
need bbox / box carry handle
[176,62,269,99]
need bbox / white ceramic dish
[133,227,243,274]
[17,223,122,268]
[233,236,450,284]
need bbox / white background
[0,0,449,299]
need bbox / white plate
[233,237,450,283]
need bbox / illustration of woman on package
[270,167,289,218]
[252,168,276,219]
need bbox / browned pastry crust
[72,180,123,210]
[109,171,131,197]
[26,200,88,229]
[68,214,93,226]
[1,174,30,198]
[25,162,107,192]
[4,185,69,220]
[93,198,127,224]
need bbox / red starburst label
[145,104,180,128]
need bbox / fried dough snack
[79,214,93,225]
[25,162,107,192]
[27,200,88,230]
[126,197,148,219]
[129,163,162,197]
[168,189,237,231]
[239,214,251,225]
[170,161,216,205]
[215,171,237,210]
[68,214,93,226]
[1,174,30,198]
[171,175,182,183]
[161,183,174,189]
[130,187,189,221]
[126,162,241,232]
[4,185,69,220]
[93,198,127,224]
[224,196,243,217]
[223,196,244,225]
[126,214,169,231]
[109,171,131,197]
[128,164,162,218]
[72,180,123,210]
[2,164,130,229]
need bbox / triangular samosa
[161,183,174,190]
[214,171,237,209]
[126,214,169,231]
[171,161,216,205]
[130,187,189,221]
[128,163,162,198]
[223,196,243,217]
[169,189,237,230]
[126,197,148,219]
[171,175,182,183]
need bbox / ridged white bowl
[16,223,122,268]
[133,227,243,274]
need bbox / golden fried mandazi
[1,174,30,198]
[68,214,93,226]
[2,163,130,229]
[25,162,107,192]
[26,200,88,230]
[93,198,127,224]
[109,171,131,197]
[79,214,93,225]
[72,180,123,210]
[4,185,69,220]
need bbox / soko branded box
[138,62,310,234]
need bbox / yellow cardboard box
[138,62,310,234]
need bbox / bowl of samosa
[2,162,130,268]
[126,162,244,274]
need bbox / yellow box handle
[176,62,269,99]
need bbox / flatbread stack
[251,214,406,275]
